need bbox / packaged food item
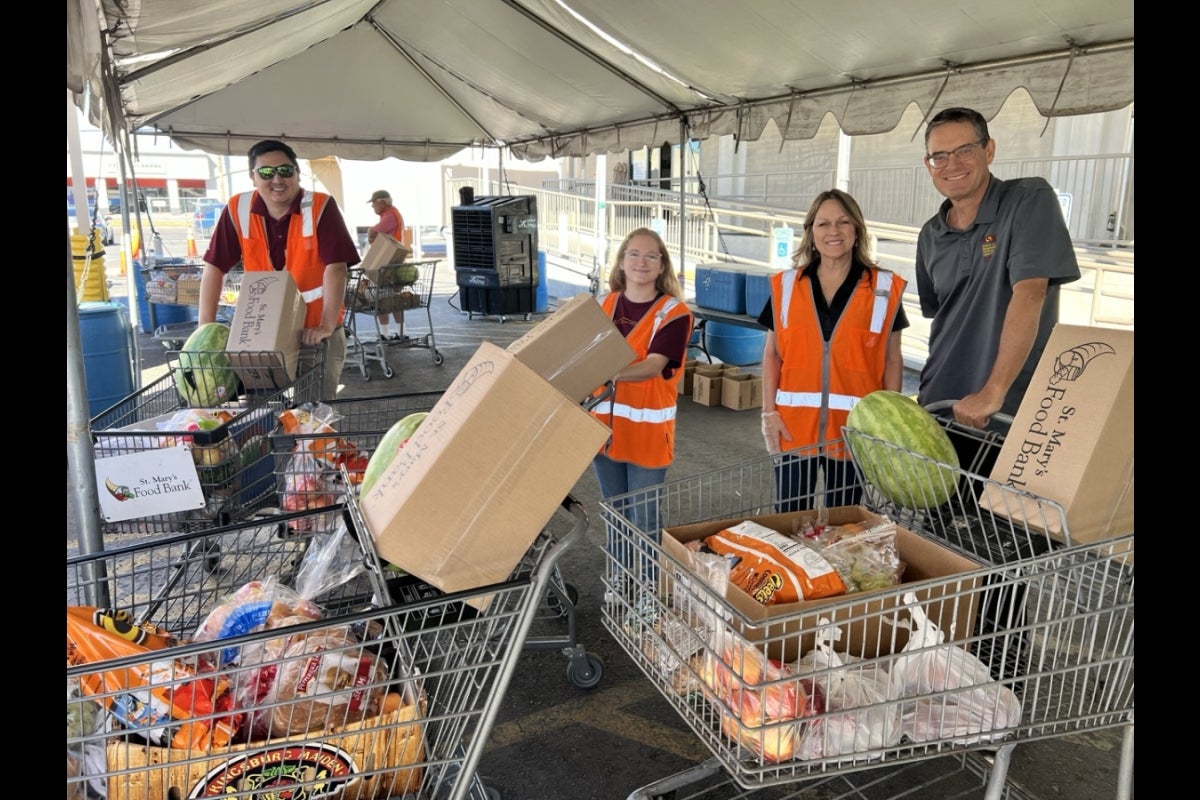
[702,520,847,604]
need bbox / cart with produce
[67,488,591,800]
[89,340,325,541]
[267,390,605,688]
[600,405,1134,800]
[344,260,444,380]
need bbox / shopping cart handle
[923,398,1014,427]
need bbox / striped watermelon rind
[175,323,239,408]
[360,412,429,496]
[845,390,960,509]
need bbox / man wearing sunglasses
[198,139,361,401]
[914,107,1080,454]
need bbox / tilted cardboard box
[359,342,610,608]
[506,293,635,404]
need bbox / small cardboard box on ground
[506,293,635,404]
[983,325,1133,554]
[225,271,306,388]
[361,232,413,281]
[661,507,981,662]
[360,342,611,609]
[720,373,763,410]
[677,359,698,396]
[692,364,740,407]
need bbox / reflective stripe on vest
[778,268,799,329]
[870,271,892,333]
[590,400,678,424]
[233,190,318,244]
[774,390,859,411]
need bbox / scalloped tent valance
[68,0,1133,162]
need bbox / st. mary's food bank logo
[189,743,358,799]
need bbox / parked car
[67,202,114,246]
[192,199,225,240]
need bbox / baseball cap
[368,190,391,203]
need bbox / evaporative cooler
[452,194,539,318]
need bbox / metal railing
[447,175,1134,341]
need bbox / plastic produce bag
[793,619,900,761]
[886,593,1023,745]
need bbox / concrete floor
[71,271,1133,800]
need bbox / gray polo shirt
[915,175,1080,417]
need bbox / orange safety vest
[591,293,693,468]
[377,206,405,239]
[769,266,906,458]
[228,191,341,328]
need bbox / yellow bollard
[72,228,110,302]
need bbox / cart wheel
[567,652,605,689]
[381,362,395,379]
[433,350,444,365]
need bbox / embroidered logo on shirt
[981,234,996,259]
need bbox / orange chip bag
[704,520,847,604]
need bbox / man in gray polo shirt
[915,107,1080,440]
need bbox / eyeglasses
[924,140,986,169]
[624,251,662,263]
[254,164,297,180]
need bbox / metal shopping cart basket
[89,343,325,542]
[344,261,444,380]
[268,390,605,688]
[600,440,1133,800]
[67,490,591,800]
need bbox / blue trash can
[78,301,136,418]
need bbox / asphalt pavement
[68,254,1133,800]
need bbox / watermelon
[360,412,429,495]
[175,323,239,408]
[844,391,960,509]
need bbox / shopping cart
[344,260,444,380]
[66,491,591,800]
[600,439,1133,799]
[268,390,605,688]
[89,343,324,542]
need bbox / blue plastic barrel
[706,321,766,366]
[78,302,136,418]
[535,251,549,312]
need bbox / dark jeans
[773,452,863,512]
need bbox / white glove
[761,411,792,455]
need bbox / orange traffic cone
[130,230,141,262]
[186,232,198,258]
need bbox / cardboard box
[225,271,306,388]
[692,365,739,407]
[982,325,1134,551]
[360,342,611,609]
[720,373,762,410]
[661,507,981,661]
[677,359,698,396]
[506,293,636,404]
[361,232,413,279]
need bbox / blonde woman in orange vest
[198,140,361,402]
[590,228,693,600]
[758,189,909,511]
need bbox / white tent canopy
[68,0,1133,163]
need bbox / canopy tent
[66,0,1133,560]
[68,0,1133,163]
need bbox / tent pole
[678,117,687,295]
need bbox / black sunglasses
[254,164,297,180]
